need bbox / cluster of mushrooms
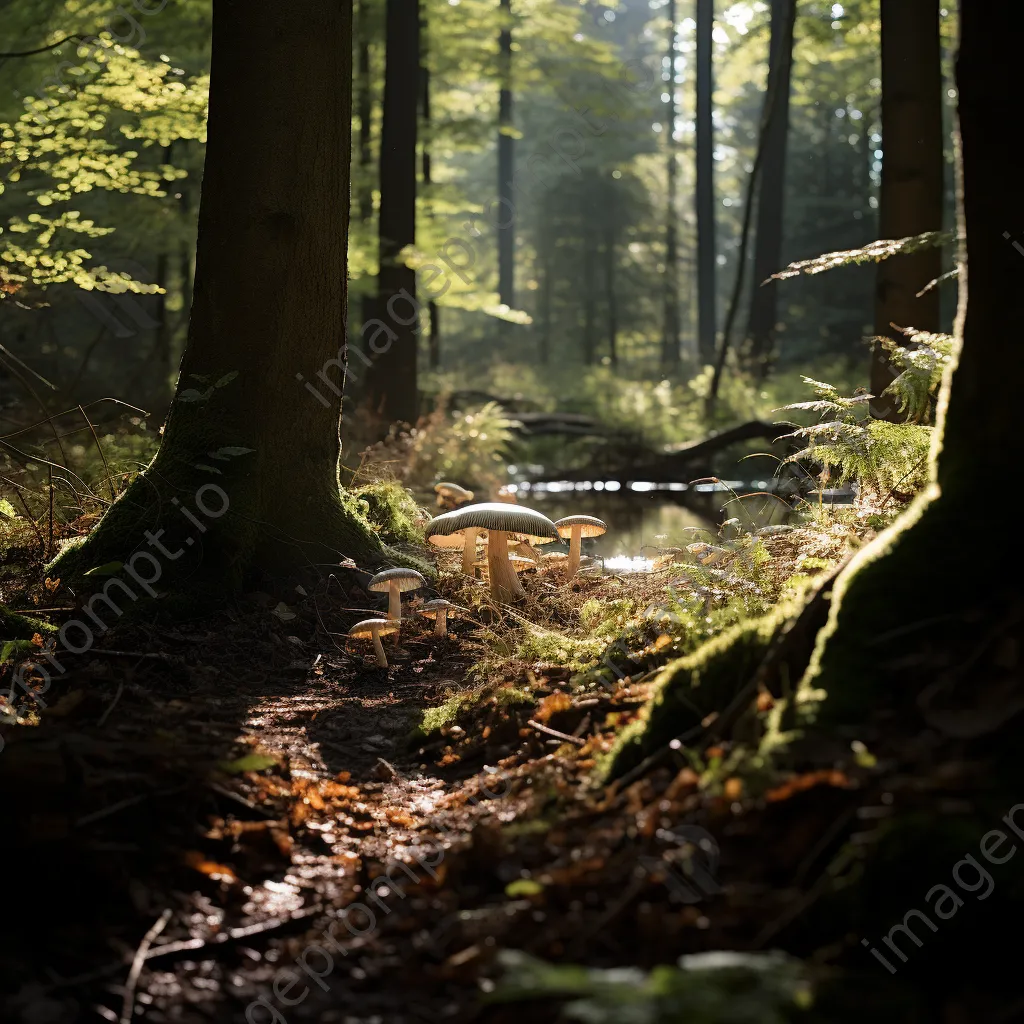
[348,568,465,669]
[348,487,607,669]
[425,501,607,601]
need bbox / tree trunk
[870,0,943,419]
[497,0,515,313]
[356,0,376,331]
[744,0,796,378]
[421,11,440,370]
[802,1,1024,722]
[695,0,717,366]
[582,228,597,365]
[51,0,389,589]
[604,220,619,368]
[661,0,681,367]
[367,0,420,426]
[538,220,552,365]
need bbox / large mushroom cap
[367,568,427,592]
[554,515,608,539]
[427,532,470,550]
[421,599,464,619]
[349,617,399,638]
[425,502,559,542]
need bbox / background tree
[694,0,718,367]
[366,0,420,427]
[51,0,390,588]
[870,0,943,419]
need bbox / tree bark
[695,0,717,366]
[367,0,420,426]
[51,0,389,588]
[421,10,440,369]
[801,1,1024,722]
[744,0,796,378]
[871,0,944,419]
[661,0,681,367]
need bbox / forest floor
[2,526,1022,1023]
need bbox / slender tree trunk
[604,221,619,368]
[695,0,717,365]
[497,0,515,312]
[153,251,170,386]
[662,0,681,367]
[356,0,376,330]
[871,0,943,419]
[52,0,387,587]
[582,227,597,365]
[368,0,420,426]
[539,222,552,365]
[745,0,795,378]
[420,10,440,370]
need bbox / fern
[770,229,956,282]
[776,351,941,502]
[878,328,955,423]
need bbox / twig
[119,909,172,1024]
[97,679,124,727]
[527,719,585,746]
[144,905,325,963]
[79,403,117,500]
[0,34,87,59]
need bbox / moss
[798,486,991,726]
[350,482,424,545]
[417,683,534,738]
[1,605,56,642]
[605,602,796,779]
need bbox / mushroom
[421,598,464,637]
[434,481,474,509]
[475,550,536,574]
[427,527,481,575]
[424,502,559,602]
[554,515,608,580]
[368,567,426,620]
[349,618,399,667]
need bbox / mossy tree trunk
[52,0,388,591]
[801,0,1024,723]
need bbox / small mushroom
[425,502,559,602]
[368,567,426,620]
[434,481,474,509]
[427,526,481,575]
[349,618,399,667]
[421,598,464,637]
[554,515,608,580]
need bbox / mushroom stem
[387,585,401,620]
[486,530,525,602]
[372,632,388,668]
[566,526,583,579]
[460,527,479,575]
[435,609,448,636]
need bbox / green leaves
[218,753,279,774]
[83,561,124,577]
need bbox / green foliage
[877,329,955,423]
[777,338,951,500]
[770,229,956,282]
[418,682,533,737]
[491,949,813,1023]
[1,35,207,298]
[351,481,425,545]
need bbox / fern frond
[770,230,957,282]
